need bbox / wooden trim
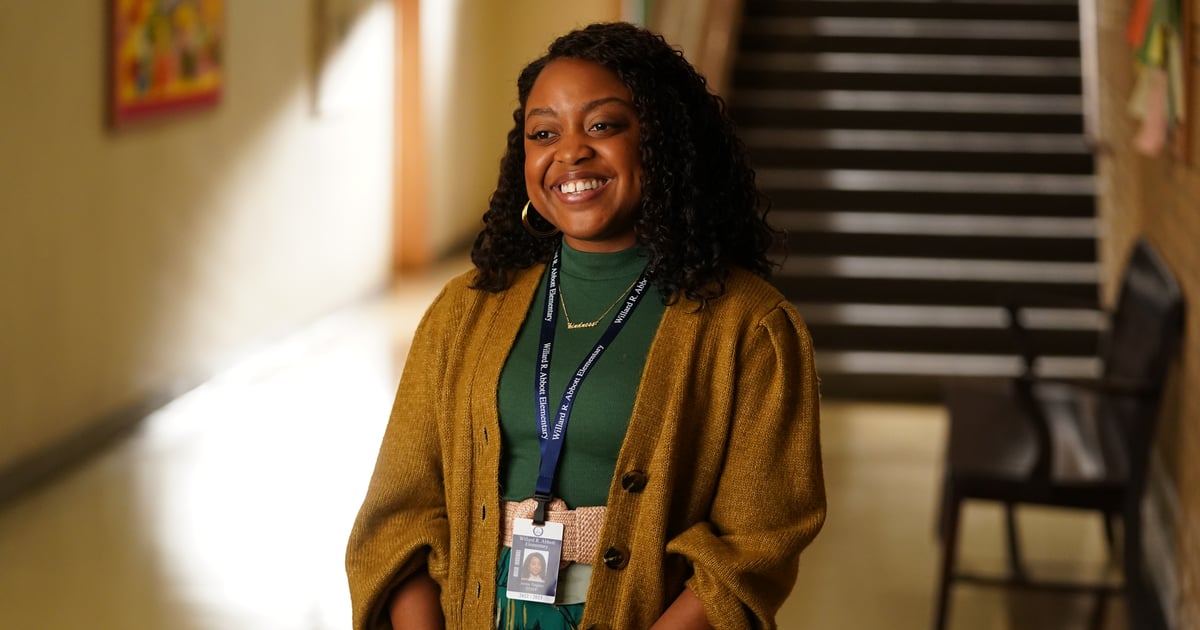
[0,393,174,508]
[1078,0,1101,146]
[699,0,744,97]
[393,0,431,272]
[1171,0,1193,163]
[651,0,745,97]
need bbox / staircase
[729,0,1102,399]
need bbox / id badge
[506,518,564,604]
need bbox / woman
[347,22,825,630]
[522,553,547,583]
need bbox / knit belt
[502,498,606,566]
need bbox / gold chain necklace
[558,278,639,330]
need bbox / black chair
[932,239,1185,630]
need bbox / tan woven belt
[502,498,606,566]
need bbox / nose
[555,131,595,165]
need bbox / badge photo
[507,518,564,604]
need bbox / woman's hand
[649,587,714,629]
[387,570,444,629]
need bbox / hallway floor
[0,260,1125,629]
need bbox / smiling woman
[523,58,643,253]
[347,22,826,630]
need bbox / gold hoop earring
[521,200,559,238]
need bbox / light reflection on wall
[134,308,399,629]
[0,1,395,474]
[126,4,399,627]
[418,0,464,253]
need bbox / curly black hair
[470,22,776,303]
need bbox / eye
[526,129,556,142]
[590,121,623,133]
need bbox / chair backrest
[1098,238,1185,486]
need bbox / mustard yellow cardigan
[346,264,825,630]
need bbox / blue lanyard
[532,245,650,524]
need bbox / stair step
[733,89,1081,114]
[773,211,1096,237]
[773,275,1098,307]
[779,255,1097,283]
[733,69,1082,94]
[808,324,1098,355]
[799,302,1104,329]
[799,0,1079,3]
[738,52,1080,76]
[803,302,1102,354]
[746,1,1080,22]
[782,231,1095,260]
[758,169,1094,195]
[817,351,1100,378]
[740,129,1090,153]
[775,210,1097,259]
[740,35,1081,57]
[742,17,1081,41]
[813,351,1100,399]
[773,254,1101,306]
[779,0,1080,4]
[814,374,1035,400]
[735,107,1083,132]
[751,147,1091,174]
[764,189,1094,216]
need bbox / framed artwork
[1125,0,1192,162]
[109,0,224,127]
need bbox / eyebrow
[525,96,633,121]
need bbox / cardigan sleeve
[665,303,826,629]
[345,285,457,630]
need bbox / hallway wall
[415,0,624,259]
[1095,4,1200,627]
[0,3,395,477]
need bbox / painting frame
[109,0,225,128]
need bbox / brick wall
[1095,2,1199,627]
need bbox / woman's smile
[552,173,610,201]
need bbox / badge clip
[533,493,552,525]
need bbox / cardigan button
[620,470,648,492]
[602,545,629,570]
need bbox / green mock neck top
[497,242,666,508]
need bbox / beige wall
[415,0,624,258]
[1094,3,1200,627]
[0,2,395,472]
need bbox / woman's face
[524,58,642,253]
[528,553,544,576]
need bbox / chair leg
[935,480,949,542]
[1087,587,1109,630]
[1004,502,1027,583]
[1102,511,1120,562]
[1123,500,1146,629]
[932,489,961,630]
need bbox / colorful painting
[1125,0,1191,160]
[110,0,224,126]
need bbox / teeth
[560,179,603,194]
